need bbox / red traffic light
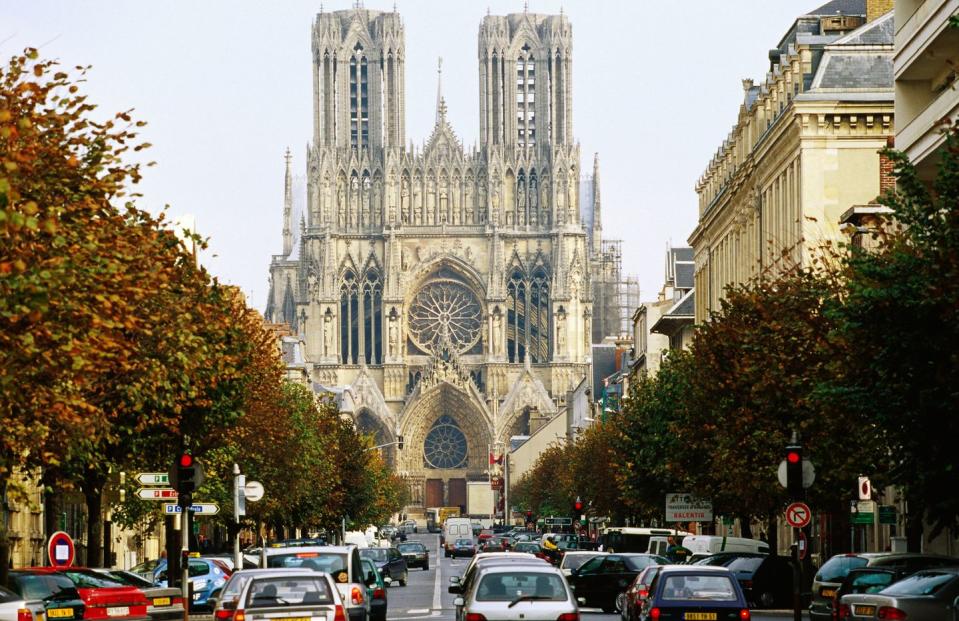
[179,453,194,468]
[574,501,583,511]
[787,451,801,464]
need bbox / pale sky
[6,1,818,311]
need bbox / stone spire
[435,56,446,124]
[282,147,293,257]
[591,152,602,253]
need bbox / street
[383,535,805,621]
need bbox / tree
[511,442,574,518]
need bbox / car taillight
[373,588,386,599]
[233,610,245,621]
[739,610,750,621]
[639,589,649,599]
[650,608,661,621]
[215,610,234,621]
[837,604,850,620]
[465,614,486,621]
[557,614,579,621]
[877,607,907,620]
[351,586,364,605]
[334,605,346,621]
[17,609,32,621]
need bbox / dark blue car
[640,566,751,621]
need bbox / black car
[451,539,476,558]
[397,542,429,570]
[568,553,668,613]
[360,547,409,586]
[720,554,798,608]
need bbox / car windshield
[62,571,126,588]
[661,575,738,601]
[246,577,334,608]
[724,557,764,574]
[0,586,20,604]
[817,555,868,582]
[563,555,597,571]
[361,549,389,562]
[102,571,153,588]
[222,575,251,601]
[848,571,895,594]
[266,552,349,583]
[881,572,958,596]
[456,540,473,546]
[398,544,425,553]
[476,572,566,602]
[130,560,158,575]
[625,556,664,571]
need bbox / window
[340,270,359,363]
[423,415,468,469]
[350,44,368,149]
[661,575,737,601]
[246,577,333,608]
[476,572,566,601]
[506,266,550,363]
[882,572,959,597]
[340,269,383,365]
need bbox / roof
[650,289,695,336]
[805,0,865,16]
[836,11,894,45]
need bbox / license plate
[285,617,311,621]
[152,598,171,607]
[821,588,837,598]
[684,614,716,620]
[48,610,74,619]
[853,605,876,616]
[106,608,129,617]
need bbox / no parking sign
[47,531,75,567]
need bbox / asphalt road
[382,533,806,621]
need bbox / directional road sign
[137,487,178,500]
[163,503,220,515]
[785,502,812,529]
[136,472,170,486]
[47,531,75,567]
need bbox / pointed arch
[340,268,359,364]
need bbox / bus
[425,506,461,533]
[597,527,693,554]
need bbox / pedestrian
[665,536,689,563]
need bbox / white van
[599,527,693,554]
[442,517,473,557]
[682,535,769,560]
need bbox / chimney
[866,0,893,22]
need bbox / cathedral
[265,4,606,514]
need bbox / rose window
[423,415,468,469]
[408,279,482,353]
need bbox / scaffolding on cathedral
[591,239,640,342]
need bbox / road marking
[432,536,442,611]
[407,609,430,614]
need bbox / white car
[226,571,346,621]
[0,586,31,621]
[453,563,579,621]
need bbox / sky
[6,0,820,311]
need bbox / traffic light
[173,452,205,497]
[785,444,803,499]
[573,496,584,516]
[526,510,534,523]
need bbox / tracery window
[339,268,383,364]
[350,43,368,149]
[423,415,468,469]
[506,266,551,363]
[516,45,535,147]
[408,278,482,355]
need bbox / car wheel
[759,591,774,608]
[400,572,408,587]
[424,563,429,571]
[615,593,626,614]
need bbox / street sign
[851,499,876,524]
[665,493,713,522]
[879,505,897,525]
[858,477,872,500]
[244,480,265,502]
[47,531,75,568]
[163,503,220,515]
[137,487,178,500]
[785,502,812,528]
[544,517,572,526]
[136,472,170,486]
[777,459,815,489]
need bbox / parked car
[225,571,346,621]
[619,565,664,621]
[839,567,959,620]
[360,558,388,621]
[4,570,84,621]
[720,554,797,608]
[560,552,606,577]
[829,568,911,621]
[512,542,548,560]
[637,566,750,621]
[809,552,959,621]
[0,585,33,621]
[452,563,578,621]
[450,539,477,559]
[153,557,229,612]
[262,545,369,621]
[398,521,418,535]
[359,548,409,586]
[128,561,161,583]
[567,553,668,613]
[89,569,183,621]
[397,542,429,571]
[10,568,149,621]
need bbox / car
[717,554,797,608]
[360,558,388,621]
[0,584,33,621]
[638,565,750,621]
[809,552,959,621]
[839,567,959,620]
[692,551,767,567]
[560,551,606,577]
[449,553,548,620]
[262,545,369,621]
[512,542,548,560]
[201,555,259,572]
[9,568,149,621]
[4,570,85,621]
[828,567,911,621]
[451,539,477,558]
[128,560,161,583]
[224,571,346,621]
[397,542,429,570]
[619,565,664,621]
[209,568,308,620]
[398,520,418,535]
[452,563,579,621]
[359,548,409,586]
[89,569,184,621]
[443,518,473,556]
[153,557,230,612]
[567,553,668,613]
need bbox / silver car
[0,586,32,621]
[453,564,579,621]
[840,567,959,620]
[227,572,345,621]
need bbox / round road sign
[244,480,265,502]
[785,502,812,529]
[47,531,75,567]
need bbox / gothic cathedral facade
[266,6,601,513]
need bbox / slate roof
[676,263,695,289]
[835,11,894,45]
[816,54,893,89]
[667,290,695,318]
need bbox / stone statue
[323,314,333,356]
[556,319,566,353]
[492,312,503,354]
[388,317,399,358]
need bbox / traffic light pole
[181,496,190,621]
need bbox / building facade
[265,6,602,514]
[690,0,895,323]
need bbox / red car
[20,568,149,621]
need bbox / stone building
[690,0,895,323]
[265,6,604,515]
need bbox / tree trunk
[739,515,753,540]
[0,476,9,585]
[43,469,61,543]
[905,490,924,552]
[83,473,105,568]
